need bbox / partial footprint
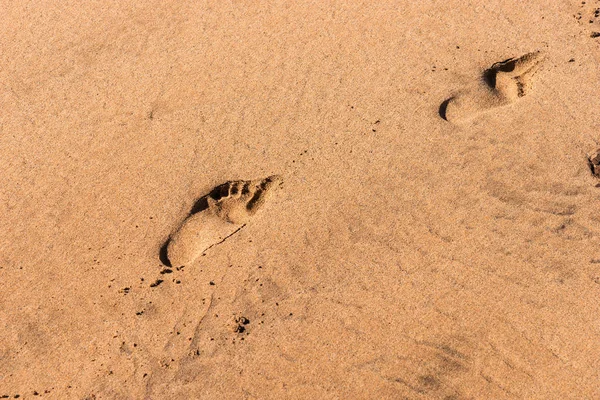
[166,175,283,267]
[441,51,545,123]
[588,149,600,178]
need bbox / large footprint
[167,175,283,267]
[441,51,545,123]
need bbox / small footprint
[166,175,283,267]
[441,51,545,123]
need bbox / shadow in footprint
[439,98,453,121]
[189,182,242,214]
[159,241,172,267]
[483,57,515,88]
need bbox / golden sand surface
[1,1,600,398]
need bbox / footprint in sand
[440,51,545,123]
[166,175,283,267]
[588,149,600,178]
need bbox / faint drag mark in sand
[163,175,283,267]
[363,328,546,399]
[441,51,545,123]
[361,334,479,399]
[551,218,594,240]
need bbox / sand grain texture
[1,1,600,399]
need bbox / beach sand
[1,1,600,398]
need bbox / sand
[1,1,600,399]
